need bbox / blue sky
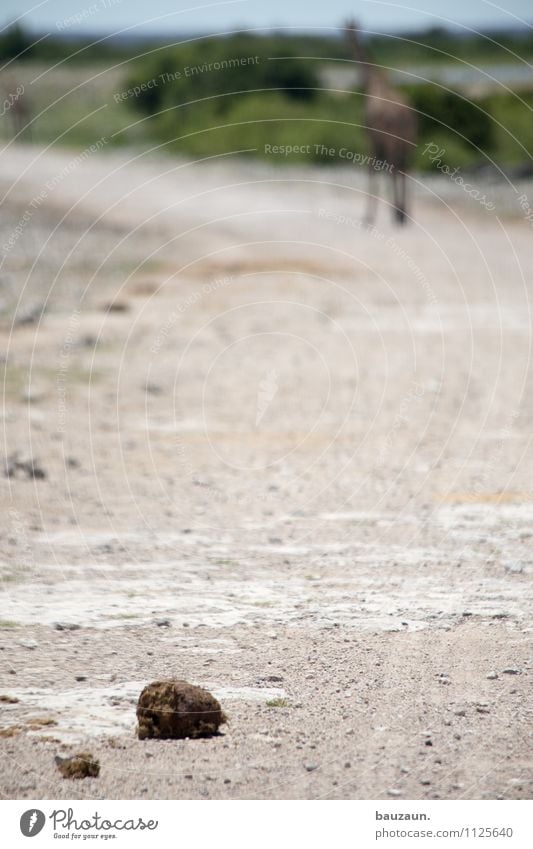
[2,0,532,36]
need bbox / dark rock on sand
[5,453,46,480]
[136,679,227,740]
[55,752,100,779]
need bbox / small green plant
[108,612,139,620]
[266,697,291,708]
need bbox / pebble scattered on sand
[18,640,38,650]
[503,560,524,574]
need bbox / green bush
[483,90,533,165]
[406,84,494,153]
[152,91,366,163]
[125,36,320,122]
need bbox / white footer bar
[2,799,531,848]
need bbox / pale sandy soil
[0,144,531,799]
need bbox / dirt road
[0,145,531,799]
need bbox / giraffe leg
[393,171,407,225]
[363,165,378,225]
[389,170,401,224]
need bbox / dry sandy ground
[0,144,531,800]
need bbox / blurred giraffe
[344,19,417,225]
[2,75,32,140]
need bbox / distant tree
[0,23,33,61]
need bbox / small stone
[344,761,351,768]
[102,300,129,313]
[154,618,171,627]
[502,667,521,675]
[304,763,318,772]
[503,560,524,574]
[420,779,431,786]
[454,709,466,717]
[5,454,46,480]
[486,672,498,680]
[387,788,401,797]
[53,622,81,631]
[19,639,38,649]
[223,778,231,784]
[145,382,163,395]
[75,675,86,682]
